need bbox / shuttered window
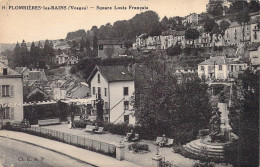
[3,107,10,119]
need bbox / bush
[128,143,149,152]
[74,120,91,128]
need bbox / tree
[225,69,259,166]
[229,0,249,14]
[236,7,250,42]
[166,44,182,56]
[93,35,98,51]
[219,20,231,36]
[185,28,200,47]
[207,1,224,16]
[249,0,260,13]
[204,18,218,42]
[96,94,104,125]
[124,40,133,49]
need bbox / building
[87,65,135,124]
[66,82,90,99]
[249,43,260,70]
[250,16,260,43]
[98,40,126,59]
[0,55,8,65]
[15,67,30,81]
[0,62,24,125]
[198,56,247,80]
[56,53,69,65]
[28,69,48,82]
[225,22,251,45]
[182,13,199,26]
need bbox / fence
[19,127,116,158]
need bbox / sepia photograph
[0,0,259,166]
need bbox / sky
[0,0,208,43]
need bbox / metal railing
[20,127,116,157]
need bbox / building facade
[0,62,24,125]
[198,56,247,80]
[88,65,135,124]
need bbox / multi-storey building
[0,62,24,125]
[198,56,247,80]
[88,65,135,124]
[97,40,126,59]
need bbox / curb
[0,136,98,167]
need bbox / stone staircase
[183,139,226,158]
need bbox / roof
[199,56,239,65]
[98,40,123,45]
[28,71,47,81]
[0,62,22,77]
[87,65,133,83]
[248,42,260,51]
[15,67,28,74]
[229,22,240,28]
[175,31,186,36]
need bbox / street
[0,137,94,167]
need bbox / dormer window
[3,68,7,75]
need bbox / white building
[249,43,260,70]
[198,56,247,80]
[88,65,135,125]
[0,62,24,125]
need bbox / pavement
[0,137,92,167]
[0,130,141,167]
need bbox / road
[0,137,94,167]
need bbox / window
[2,85,10,97]
[3,68,7,75]
[104,88,107,96]
[219,65,222,71]
[231,65,233,72]
[92,87,96,95]
[201,66,204,71]
[98,87,101,95]
[3,107,10,119]
[123,87,129,96]
[99,45,103,50]
[124,115,129,124]
[124,101,129,110]
[97,74,100,83]
[239,66,242,71]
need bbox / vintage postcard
[0,0,259,166]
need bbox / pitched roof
[98,40,123,45]
[199,56,238,65]
[0,62,22,76]
[15,67,28,74]
[87,65,133,83]
[28,71,47,81]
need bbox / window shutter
[10,108,14,120]
[10,85,14,97]
[0,85,2,98]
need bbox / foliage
[26,91,47,103]
[219,20,230,36]
[136,68,212,144]
[207,1,224,16]
[185,28,200,46]
[166,44,182,56]
[248,0,260,13]
[128,143,149,152]
[74,120,92,128]
[229,0,249,14]
[225,68,259,166]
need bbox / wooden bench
[156,137,163,145]
[85,125,96,132]
[94,127,104,134]
[156,137,174,147]
[125,133,140,142]
[38,118,60,126]
[165,138,174,146]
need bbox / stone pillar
[116,142,125,161]
[151,147,163,167]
